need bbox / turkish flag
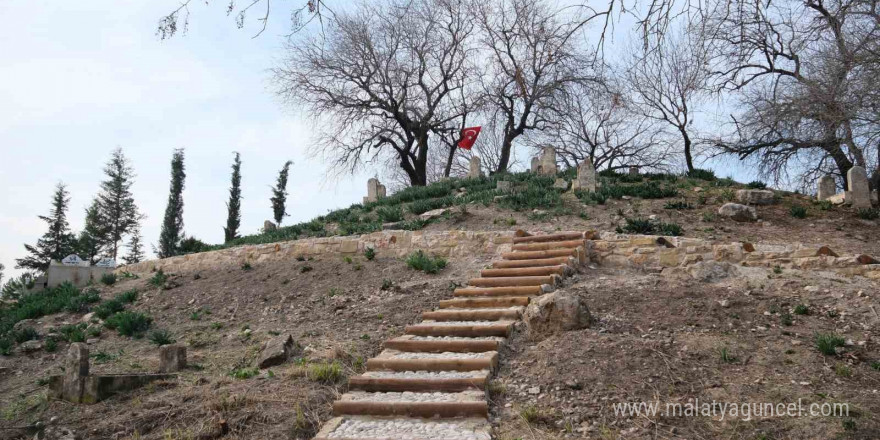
[458,126,482,150]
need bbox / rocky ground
[492,264,880,440]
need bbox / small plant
[328,288,340,297]
[117,289,138,304]
[857,208,879,220]
[295,255,306,261]
[405,250,448,274]
[104,311,152,337]
[307,361,344,384]
[44,338,58,353]
[701,212,715,222]
[0,338,11,356]
[780,313,793,326]
[870,361,880,371]
[793,304,810,315]
[842,419,856,431]
[91,350,121,364]
[190,309,203,321]
[100,273,117,286]
[13,327,39,344]
[817,200,833,211]
[343,256,353,264]
[149,270,168,287]
[211,322,223,330]
[86,326,101,338]
[719,347,737,363]
[58,323,87,342]
[94,299,125,319]
[773,266,783,274]
[230,367,260,380]
[148,329,175,346]
[789,205,808,219]
[376,206,404,223]
[719,188,735,202]
[827,309,839,318]
[300,265,313,273]
[364,247,376,261]
[834,364,852,378]
[746,180,767,189]
[687,168,717,181]
[354,263,362,271]
[241,261,253,271]
[360,334,370,340]
[380,279,394,290]
[814,332,846,356]
[664,200,693,210]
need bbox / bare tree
[545,80,674,172]
[475,0,599,174]
[624,28,709,172]
[274,0,474,186]
[703,0,880,190]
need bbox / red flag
[458,126,482,150]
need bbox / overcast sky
[0,1,756,281]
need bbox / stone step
[512,231,586,244]
[315,416,491,440]
[349,369,490,392]
[367,350,498,372]
[501,247,580,260]
[479,264,569,278]
[384,335,501,353]
[511,239,585,252]
[468,275,559,288]
[405,321,514,338]
[422,307,522,321]
[491,256,577,269]
[437,296,530,309]
[453,286,546,297]
[332,390,488,418]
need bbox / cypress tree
[123,224,145,264]
[96,148,141,260]
[16,183,77,272]
[158,149,186,258]
[270,161,293,225]
[78,199,107,264]
[224,152,242,242]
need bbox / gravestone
[62,254,85,266]
[540,146,557,176]
[530,157,541,173]
[159,345,187,373]
[95,258,116,268]
[468,156,482,178]
[846,166,871,209]
[574,160,597,192]
[817,175,836,201]
[364,178,382,203]
[377,183,387,199]
[263,220,277,232]
[63,343,89,402]
[628,166,639,175]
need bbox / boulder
[718,203,757,222]
[258,334,299,368]
[419,208,448,220]
[263,220,277,232]
[735,189,776,205]
[688,261,738,282]
[553,178,570,190]
[496,181,513,193]
[827,193,847,205]
[523,292,590,338]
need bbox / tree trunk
[443,144,456,177]
[495,135,514,174]
[679,126,694,172]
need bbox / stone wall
[120,230,514,274]
[589,232,880,279]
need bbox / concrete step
[512,231,587,244]
[315,416,491,440]
[511,239,585,252]
[453,286,546,298]
[479,265,569,278]
[422,307,523,321]
[437,296,530,309]
[366,350,498,372]
[405,320,514,338]
[491,256,577,269]
[384,335,501,353]
[468,275,559,288]
[332,390,488,418]
[349,369,490,392]
[501,247,580,260]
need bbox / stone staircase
[313,231,589,440]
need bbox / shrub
[93,299,125,319]
[718,347,737,363]
[307,361,344,384]
[300,265,313,273]
[687,168,717,181]
[817,200,833,211]
[871,361,880,371]
[149,270,167,287]
[794,304,810,315]
[178,236,213,254]
[99,273,117,286]
[408,196,455,215]
[64,287,100,313]
[12,327,39,344]
[148,329,175,346]
[58,323,86,343]
[719,188,736,202]
[498,186,564,211]
[241,261,253,271]
[397,218,432,231]
[780,313,793,326]
[616,218,683,236]
[789,205,808,219]
[364,247,376,261]
[1,273,36,300]
[0,282,100,335]
[746,180,767,189]
[104,311,152,337]
[44,337,58,353]
[814,332,846,356]
[664,200,693,210]
[0,338,11,355]
[701,212,716,222]
[857,208,879,220]
[405,251,448,274]
[116,289,138,304]
[230,367,260,379]
[376,206,404,223]
[381,279,393,290]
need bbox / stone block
[575,160,597,192]
[817,175,836,201]
[63,343,89,402]
[159,344,187,373]
[736,189,776,205]
[258,334,299,369]
[468,156,482,178]
[713,244,744,263]
[553,178,570,190]
[718,203,757,222]
[339,240,358,254]
[846,166,871,209]
[658,250,681,267]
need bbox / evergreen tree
[77,199,107,264]
[96,148,141,260]
[158,149,186,258]
[123,223,145,264]
[0,263,4,286]
[224,152,242,242]
[270,160,293,225]
[16,183,77,272]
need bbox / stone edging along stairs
[313,231,589,440]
